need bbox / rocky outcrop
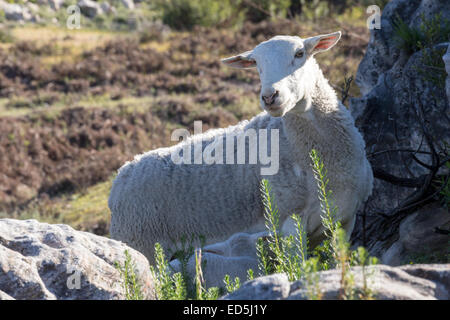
[223,264,450,300]
[0,219,154,300]
[382,203,450,265]
[349,0,450,259]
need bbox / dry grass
[6,26,128,66]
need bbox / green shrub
[153,0,245,30]
[243,0,292,22]
[393,13,450,88]
[149,242,188,300]
[256,149,378,299]
[299,0,330,21]
[393,15,423,54]
[393,13,450,54]
[114,250,144,300]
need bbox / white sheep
[108,32,374,264]
[170,232,267,288]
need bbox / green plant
[255,149,378,300]
[223,274,241,294]
[243,0,292,22]
[259,180,307,281]
[300,0,330,21]
[393,13,450,54]
[352,246,377,299]
[153,0,244,30]
[149,243,220,300]
[310,149,355,299]
[194,249,220,300]
[310,149,378,299]
[393,14,423,54]
[149,242,188,300]
[114,250,144,300]
[302,257,322,300]
[246,269,254,281]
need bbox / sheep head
[221,31,341,117]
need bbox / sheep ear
[305,31,341,56]
[221,50,256,69]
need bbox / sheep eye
[295,51,304,58]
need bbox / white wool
[108,33,373,264]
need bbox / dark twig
[341,75,354,105]
[372,168,426,188]
[434,227,450,235]
[368,148,432,158]
[411,154,434,170]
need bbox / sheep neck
[282,59,361,176]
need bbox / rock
[121,0,135,10]
[0,219,155,300]
[354,0,420,95]
[78,0,103,18]
[36,0,64,11]
[26,2,40,13]
[170,232,266,289]
[444,44,450,105]
[222,273,291,300]
[100,1,113,14]
[0,289,14,300]
[349,0,450,258]
[224,264,450,300]
[382,203,450,265]
[48,0,64,11]
[0,3,33,22]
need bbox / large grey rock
[26,2,40,13]
[0,3,33,21]
[349,0,450,257]
[78,0,103,18]
[0,219,155,300]
[222,273,291,300]
[382,203,450,265]
[100,1,114,14]
[224,264,450,300]
[170,232,266,289]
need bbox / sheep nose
[262,90,279,106]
